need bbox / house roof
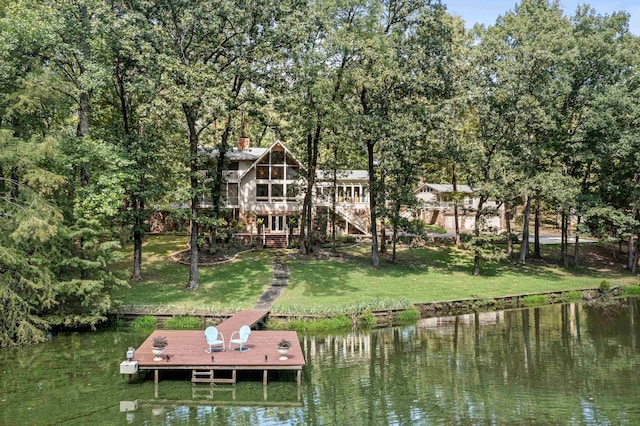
[200,146,268,161]
[418,183,474,193]
[228,147,268,161]
[317,170,369,181]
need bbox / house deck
[132,310,304,385]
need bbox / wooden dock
[132,310,305,385]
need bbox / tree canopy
[1,0,640,346]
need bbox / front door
[271,215,285,233]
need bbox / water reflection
[299,298,640,425]
[1,299,640,425]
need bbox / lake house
[199,138,504,247]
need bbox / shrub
[424,224,447,234]
[130,315,157,331]
[563,291,583,302]
[395,308,420,324]
[164,316,201,330]
[357,311,376,329]
[600,280,612,291]
[522,295,549,306]
[336,235,357,244]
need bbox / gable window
[271,166,284,180]
[257,166,269,179]
[286,165,298,179]
[271,150,284,164]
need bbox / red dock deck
[133,310,304,385]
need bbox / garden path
[254,250,289,309]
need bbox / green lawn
[111,235,272,312]
[272,244,640,311]
[111,236,640,315]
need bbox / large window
[257,184,269,201]
[271,184,284,200]
[254,147,300,202]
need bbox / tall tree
[470,0,572,267]
[344,0,451,266]
[92,4,178,281]
[131,0,292,288]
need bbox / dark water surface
[2,299,640,425]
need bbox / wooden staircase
[192,369,236,384]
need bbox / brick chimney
[238,136,250,151]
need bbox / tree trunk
[77,92,90,187]
[391,199,401,264]
[132,230,143,281]
[629,174,638,269]
[10,165,19,201]
[519,197,532,263]
[299,123,320,254]
[299,193,308,253]
[560,210,567,267]
[209,227,217,254]
[452,163,461,248]
[379,167,386,254]
[116,65,145,281]
[632,232,640,275]
[533,196,541,259]
[188,195,199,289]
[473,247,481,276]
[392,222,398,263]
[305,198,313,252]
[563,212,570,268]
[573,216,581,268]
[367,140,379,267]
[208,115,233,256]
[183,103,199,289]
[519,195,532,264]
[132,198,144,282]
[505,202,513,258]
[473,198,486,276]
[331,167,337,252]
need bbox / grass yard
[111,235,272,312]
[272,244,640,312]
[111,235,640,315]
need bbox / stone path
[254,251,290,309]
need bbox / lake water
[1,299,640,425]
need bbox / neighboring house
[199,139,503,246]
[415,183,504,232]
